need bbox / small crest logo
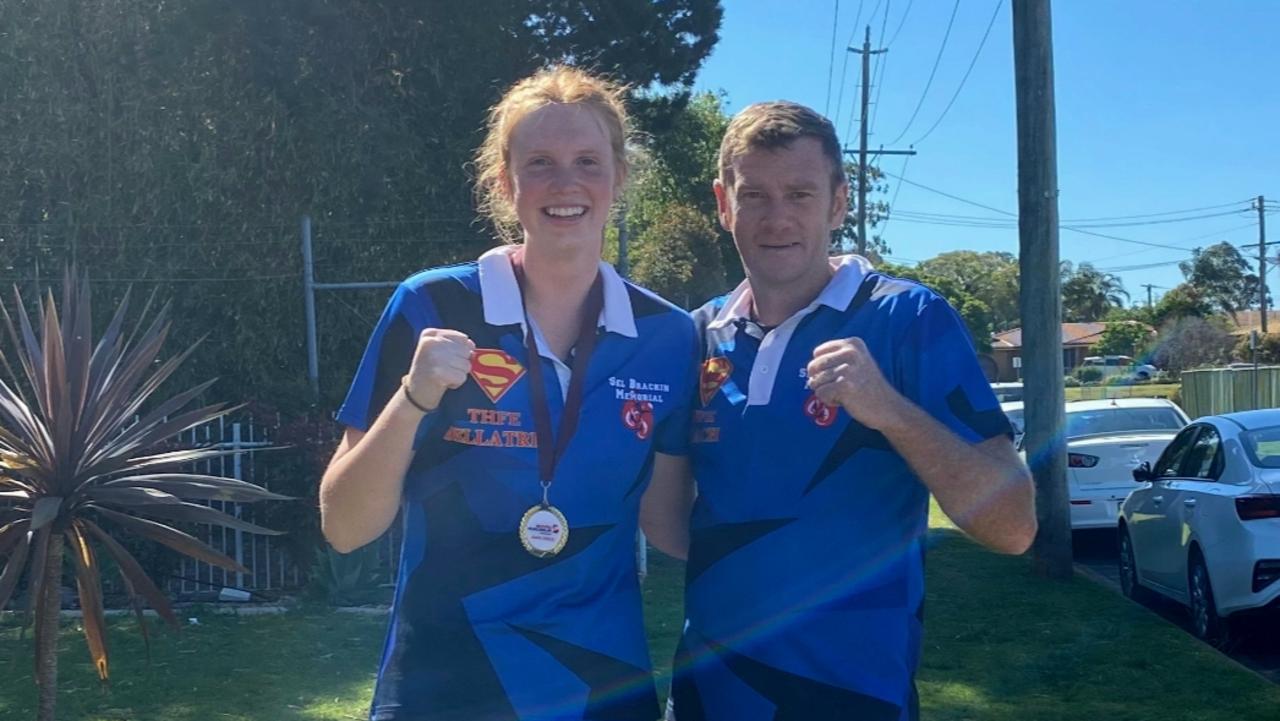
[621,400,655,440]
[699,357,733,406]
[803,394,838,428]
[469,349,526,403]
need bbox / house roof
[991,322,1108,350]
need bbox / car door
[1130,425,1200,593]
[1167,425,1227,601]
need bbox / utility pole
[847,27,914,255]
[1142,283,1156,308]
[1013,0,1071,580]
[1258,195,1268,334]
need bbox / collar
[707,254,874,331]
[477,245,638,338]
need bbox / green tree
[1151,283,1214,327]
[1179,242,1268,322]
[628,203,725,308]
[0,0,723,409]
[836,162,891,260]
[626,91,736,285]
[1060,261,1129,322]
[917,251,1021,331]
[1233,332,1280,364]
[880,262,994,351]
[1096,321,1155,358]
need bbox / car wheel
[1118,527,1153,604]
[1188,552,1229,646]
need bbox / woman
[319,66,697,721]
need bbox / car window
[1005,409,1024,437]
[1183,426,1223,480]
[1154,426,1200,478]
[1064,407,1186,438]
[1241,425,1280,468]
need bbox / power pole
[1142,283,1156,308]
[847,27,914,255]
[1013,0,1071,580]
[1258,195,1268,334]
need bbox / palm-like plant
[0,269,286,721]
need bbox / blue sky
[693,0,1280,308]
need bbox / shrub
[1075,367,1104,384]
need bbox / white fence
[167,417,298,598]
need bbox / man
[641,101,1036,721]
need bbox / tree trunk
[35,535,63,721]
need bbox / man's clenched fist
[805,337,905,431]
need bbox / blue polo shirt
[337,246,698,721]
[671,256,1011,721]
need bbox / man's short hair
[718,101,846,190]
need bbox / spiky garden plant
[0,269,287,721]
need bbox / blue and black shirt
[672,255,1011,721]
[338,246,698,721]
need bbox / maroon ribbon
[509,251,605,495]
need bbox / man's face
[714,137,848,295]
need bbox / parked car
[1119,409,1280,643]
[990,381,1024,403]
[1080,355,1158,381]
[1005,398,1189,529]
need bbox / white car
[1005,398,1189,529]
[1119,409,1280,643]
[990,382,1024,404]
[1080,355,1159,381]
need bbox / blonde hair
[719,101,846,191]
[473,65,632,243]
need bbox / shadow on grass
[0,610,385,721]
[918,529,1280,721]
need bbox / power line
[831,0,868,129]
[824,0,841,117]
[1059,200,1255,223]
[888,207,1249,229]
[909,0,1003,147]
[867,0,894,136]
[879,154,913,236]
[879,170,1221,252]
[880,169,1014,216]
[887,0,915,46]
[887,0,961,146]
[1087,222,1261,264]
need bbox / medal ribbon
[510,250,605,505]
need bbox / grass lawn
[4,507,1279,720]
[1064,382,1179,402]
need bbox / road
[1072,528,1280,684]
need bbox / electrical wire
[824,0,841,117]
[909,0,1003,147]
[886,0,961,145]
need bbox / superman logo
[699,357,733,406]
[469,349,526,403]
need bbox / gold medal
[519,504,569,558]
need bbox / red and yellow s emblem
[469,349,526,403]
[699,357,733,406]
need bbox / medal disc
[519,505,569,558]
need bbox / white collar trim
[477,245,638,338]
[707,254,874,330]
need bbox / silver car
[1119,409,1280,644]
